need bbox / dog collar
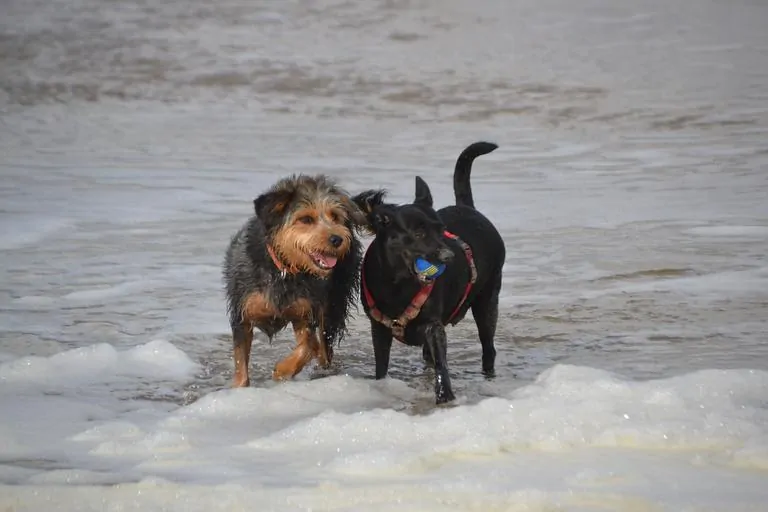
[267,245,294,277]
[361,230,477,342]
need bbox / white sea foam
[0,339,198,385]
[1,342,766,510]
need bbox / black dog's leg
[424,322,455,404]
[422,342,434,368]
[371,320,393,379]
[471,278,501,376]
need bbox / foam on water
[1,342,767,510]
[0,340,197,384]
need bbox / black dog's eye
[298,215,314,225]
[414,230,425,239]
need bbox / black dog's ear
[372,206,392,231]
[253,189,294,229]
[339,192,375,229]
[351,189,387,215]
[414,176,433,208]
[351,189,387,234]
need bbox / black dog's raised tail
[454,141,498,209]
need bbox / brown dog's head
[254,175,367,278]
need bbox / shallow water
[2,0,768,510]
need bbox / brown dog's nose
[329,234,343,248]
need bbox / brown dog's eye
[298,216,314,224]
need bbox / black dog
[352,142,505,404]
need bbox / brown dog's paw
[231,376,250,388]
[271,364,293,381]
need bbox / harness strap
[362,278,434,342]
[361,230,477,342]
[443,231,478,322]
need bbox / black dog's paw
[434,373,456,405]
[435,388,456,405]
[482,350,496,378]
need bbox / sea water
[2,0,768,510]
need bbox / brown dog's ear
[254,189,294,230]
[414,176,433,209]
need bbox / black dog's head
[353,177,454,282]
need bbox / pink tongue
[316,254,338,268]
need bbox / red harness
[361,231,477,342]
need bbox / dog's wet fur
[223,175,365,387]
[353,142,505,404]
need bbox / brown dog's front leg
[315,313,333,368]
[273,321,318,380]
[232,323,253,388]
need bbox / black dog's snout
[436,247,454,263]
[329,234,343,248]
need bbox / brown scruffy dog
[223,175,366,387]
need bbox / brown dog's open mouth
[310,252,338,270]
